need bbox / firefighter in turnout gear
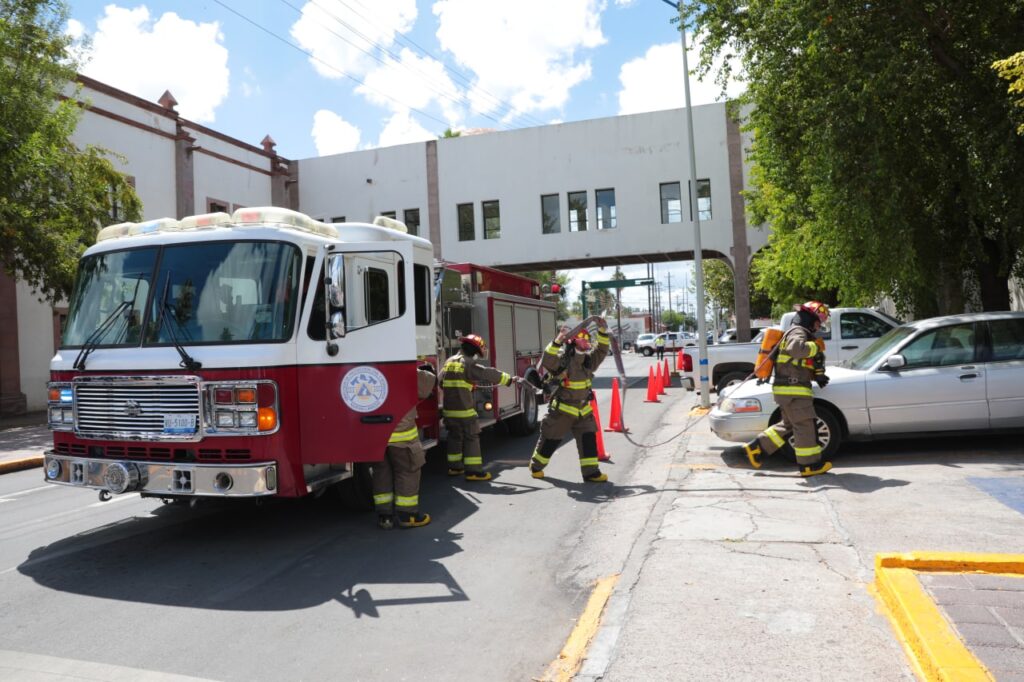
[530,325,611,483]
[373,365,437,530]
[740,301,833,477]
[440,334,520,482]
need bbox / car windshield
[62,241,302,348]
[845,325,916,370]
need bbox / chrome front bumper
[708,410,770,443]
[42,452,277,497]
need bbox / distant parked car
[709,311,1024,458]
[635,332,690,356]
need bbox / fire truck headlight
[48,407,62,426]
[45,459,61,480]
[62,408,74,424]
[216,411,236,428]
[103,462,139,494]
[238,411,257,428]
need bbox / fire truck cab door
[297,241,418,464]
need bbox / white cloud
[290,0,417,80]
[376,110,435,147]
[66,18,85,40]
[357,47,463,125]
[614,0,638,6]
[77,6,229,123]
[240,67,261,98]
[312,110,362,155]
[617,36,745,115]
[433,0,606,117]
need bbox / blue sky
[65,0,742,312]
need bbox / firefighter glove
[815,374,830,388]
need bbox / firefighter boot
[530,469,545,479]
[377,514,395,530]
[744,440,763,469]
[584,471,608,483]
[397,511,431,528]
[447,467,465,477]
[465,471,492,482]
[800,461,833,477]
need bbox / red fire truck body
[42,208,555,502]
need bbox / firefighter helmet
[569,329,591,350]
[459,334,487,354]
[797,301,830,325]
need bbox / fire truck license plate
[163,414,197,434]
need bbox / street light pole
[661,0,711,407]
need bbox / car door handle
[840,345,858,350]
[959,373,978,381]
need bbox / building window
[381,211,397,219]
[482,200,501,240]
[596,188,616,230]
[541,194,560,234]
[568,191,588,232]
[660,182,681,224]
[690,179,712,221]
[457,203,475,241]
[207,198,230,214]
[404,208,421,236]
[330,216,346,223]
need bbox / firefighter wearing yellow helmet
[440,334,520,482]
[529,324,611,483]
[739,301,833,477]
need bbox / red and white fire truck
[42,207,556,503]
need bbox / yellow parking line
[688,407,710,416]
[541,574,619,681]
[871,552,1024,681]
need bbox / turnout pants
[756,394,823,466]
[372,441,426,514]
[444,416,483,473]
[530,401,601,478]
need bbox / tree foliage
[518,269,572,321]
[994,51,1024,134]
[691,1,1024,315]
[701,257,774,319]
[0,0,141,302]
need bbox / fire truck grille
[74,383,201,439]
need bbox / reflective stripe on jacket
[389,369,436,445]
[542,331,610,406]
[440,352,512,417]
[772,326,817,398]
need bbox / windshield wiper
[155,273,202,371]
[73,301,131,371]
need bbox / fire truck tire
[507,384,539,436]
[335,463,374,511]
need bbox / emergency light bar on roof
[95,207,342,242]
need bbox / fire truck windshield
[62,241,302,348]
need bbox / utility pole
[667,271,673,313]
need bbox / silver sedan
[709,312,1024,458]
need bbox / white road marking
[0,485,60,503]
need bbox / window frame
[659,182,682,224]
[567,191,588,232]
[482,200,501,240]
[457,203,475,241]
[541,194,561,234]
[595,188,616,230]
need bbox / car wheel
[768,404,843,462]
[715,371,750,395]
[643,347,653,357]
[507,384,539,436]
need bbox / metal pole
[663,0,711,406]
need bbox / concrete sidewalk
[577,397,1024,681]
[0,414,49,474]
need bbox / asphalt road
[0,353,681,682]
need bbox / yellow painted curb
[688,406,710,416]
[872,552,1024,682]
[542,574,620,682]
[0,455,43,475]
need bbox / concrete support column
[174,126,195,219]
[726,108,752,342]
[425,140,441,260]
[0,269,27,416]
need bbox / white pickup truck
[681,307,900,394]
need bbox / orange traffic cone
[675,349,683,372]
[605,377,625,432]
[657,361,667,395]
[590,393,610,462]
[644,366,660,403]
[663,359,673,388]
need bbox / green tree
[994,51,1024,134]
[1,0,141,302]
[517,269,571,321]
[702,257,774,319]
[662,309,685,330]
[691,1,1024,315]
[439,128,461,138]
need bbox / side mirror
[326,255,345,309]
[884,354,906,370]
[328,311,346,340]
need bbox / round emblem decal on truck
[340,366,389,412]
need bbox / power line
[329,0,550,128]
[211,0,454,130]
[278,0,513,131]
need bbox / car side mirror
[884,354,906,370]
[328,311,346,340]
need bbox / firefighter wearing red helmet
[529,324,611,483]
[736,301,833,477]
[439,333,520,481]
